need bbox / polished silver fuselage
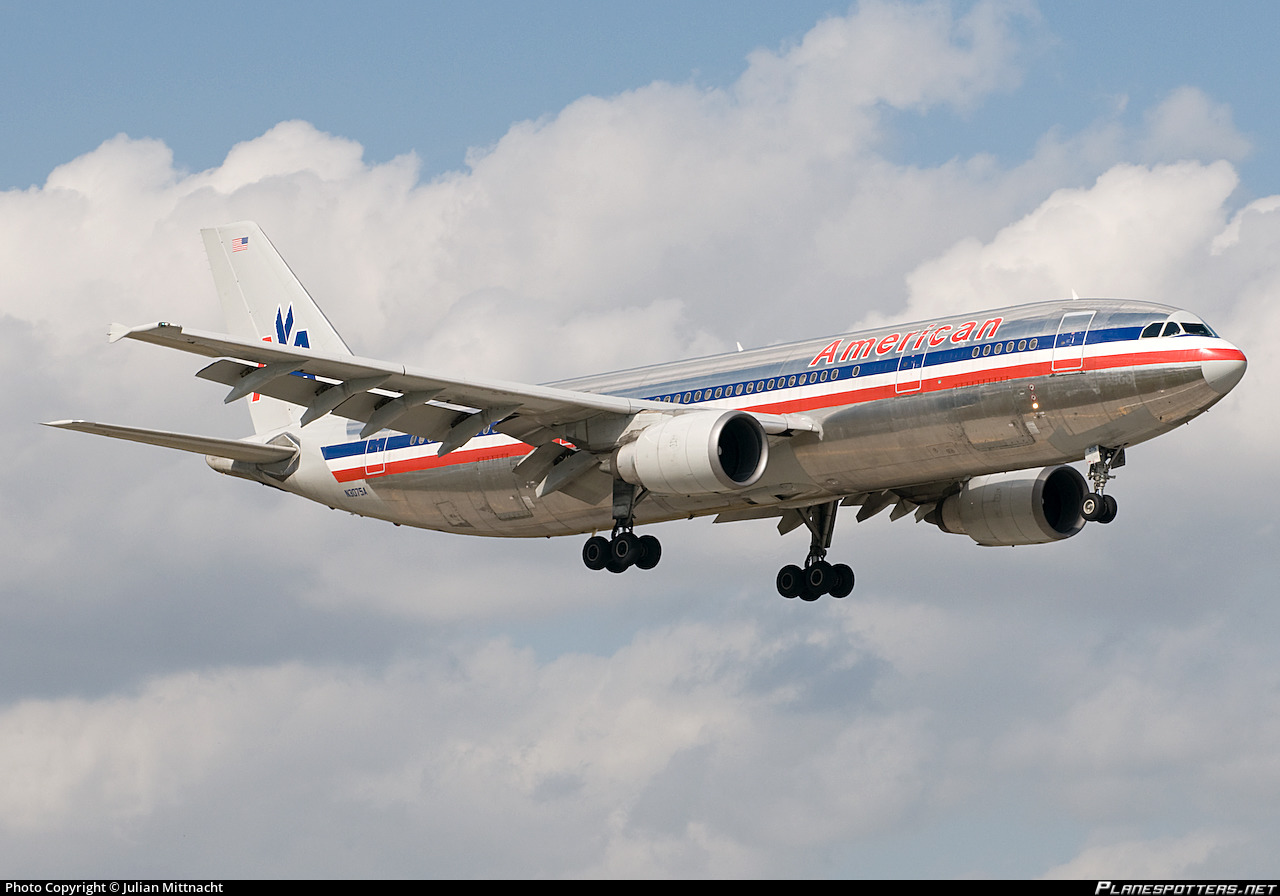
[285,299,1245,537]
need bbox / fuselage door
[896,350,926,394]
[1052,311,1095,372]
[365,436,386,477]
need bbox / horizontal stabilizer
[43,420,297,464]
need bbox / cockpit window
[1141,314,1219,339]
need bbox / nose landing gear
[1081,445,1124,524]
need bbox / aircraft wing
[108,322,820,453]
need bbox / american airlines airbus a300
[50,222,1247,600]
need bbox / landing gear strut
[582,480,661,574]
[776,500,854,601]
[1081,444,1123,524]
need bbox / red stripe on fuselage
[331,343,1237,482]
[746,344,1241,416]
[331,442,533,482]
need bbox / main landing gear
[582,480,662,574]
[776,500,854,601]
[1081,444,1124,525]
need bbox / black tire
[829,563,855,598]
[1081,492,1103,521]
[582,536,610,571]
[607,532,639,573]
[1099,494,1118,524]
[635,534,662,570]
[805,561,833,596]
[776,564,803,598]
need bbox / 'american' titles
[808,316,1004,367]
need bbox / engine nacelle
[937,465,1087,546]
[614,410,768,496]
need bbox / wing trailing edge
[108,321,822,455]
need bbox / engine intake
[937,465,1087,546]
[615,410,768,495]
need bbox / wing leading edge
[105,321,821,458]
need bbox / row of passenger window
[971,337,1038,358]
[645,336,1045,404]
[648,365,855,404]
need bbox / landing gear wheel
[607,532,639,573]
[1081,492,1104,522]
[1098,494,1118,524]
[635,534,662,570]
[829,563,855,598]
[805,561,833,596]
[582,536,610,571]
[776,564,804,599]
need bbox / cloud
[2,0,1278,878]
[901,160,1239,317]
[1141,86,1253,165]
[1043,833,1223,880]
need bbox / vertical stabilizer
[202,222,353,435]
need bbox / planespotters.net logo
[1096,885,1276,895]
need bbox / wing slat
[116,321,822,453]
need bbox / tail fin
[201,222,353,434]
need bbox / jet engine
[936,465,1087,546]
[614,410,768,495]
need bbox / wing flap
[116,322,649,417]
[114,321,822,454]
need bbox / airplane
[48,222,1247,600]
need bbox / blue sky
[6,2,1279,193]
[3,0,1280,879]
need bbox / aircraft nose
[1201,347,1247,395]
